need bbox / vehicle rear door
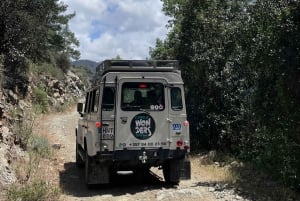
[168,86,189,150]
[115,78,170,150]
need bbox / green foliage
[154,0,300,190]
[14,119,34,150]
[29,135,50,158]
[32,86,49,114]
[6,180,60,201]
[25,135,51,179]
[0,0,80,93]
[113,54,122,60]
[54,53,71,73]
[30,62,65,80]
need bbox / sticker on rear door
[130,113,155,140]
[172,123,182,131]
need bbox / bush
[6,180,60,201]
[32,86,49,113]
[25,135,51,180]
[55,53,71,73]
[29,135,50,158]
[30,62,65,80]
[15,120,34,150]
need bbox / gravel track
[34,108,253,201]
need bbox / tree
[113,55,122,60]
[151,0,300,189]
[0,0,80,92]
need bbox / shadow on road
[59,162,170,198]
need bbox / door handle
[120,116,128,124]
[167,118,172,123]
[82,125,88,128]
[102,123,109,127]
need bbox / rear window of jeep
[121,82,165,111]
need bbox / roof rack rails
[95,60,179,77]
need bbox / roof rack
[95,60,179,77]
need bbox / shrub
[29,135,50,158]
[30,62,65,80]
[15,120,34,150]
[6,180,60,201]
[32,86,49,113]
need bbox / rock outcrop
[0,70,86,189]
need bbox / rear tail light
[96,121,102,128]
[177,140,183,147]
[183,120,189,127]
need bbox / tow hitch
[139,151,148,164]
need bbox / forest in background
[150,0,300,190]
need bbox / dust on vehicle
[76,60,191,187]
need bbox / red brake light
[183,120,189,127]
[96,122,102,128]
[184,145,190,150]
[177,140,183,147]
[139,83,147,88]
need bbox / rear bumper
[94,148,188,168]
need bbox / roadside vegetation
[192,151,299,201]
[0,0,84,200]
[150,0,300,194]
[6,117,60,201]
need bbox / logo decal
[130,113,155,140]
[172,123,182,131]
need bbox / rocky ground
[30,108,255,201]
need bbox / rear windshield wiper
[121,105,141,111]
[139,108,150,114]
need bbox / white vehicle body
[76,60,191,186]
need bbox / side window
[87,91,94,113]
[102,87,115,111]
[171,87,183,110]
[88,90,95,112]
[84,92,90,113]
[93,89,100,112]
[84,89,99,113]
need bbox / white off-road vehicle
[76,60,191,186]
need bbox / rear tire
[163,160,181,185]
[134,167,150,184]
[76,143,84,167]
[85,150,93,188]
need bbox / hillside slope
[72,59,98,72]
[0,70,86,197]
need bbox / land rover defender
[76,60,191,186]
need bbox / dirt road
[34,108,251,201]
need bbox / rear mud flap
[180,156,191,180]
[87,163,110,185]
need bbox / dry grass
[191,154,238,184]
[190,153,300,201]
[7,116,60,201]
